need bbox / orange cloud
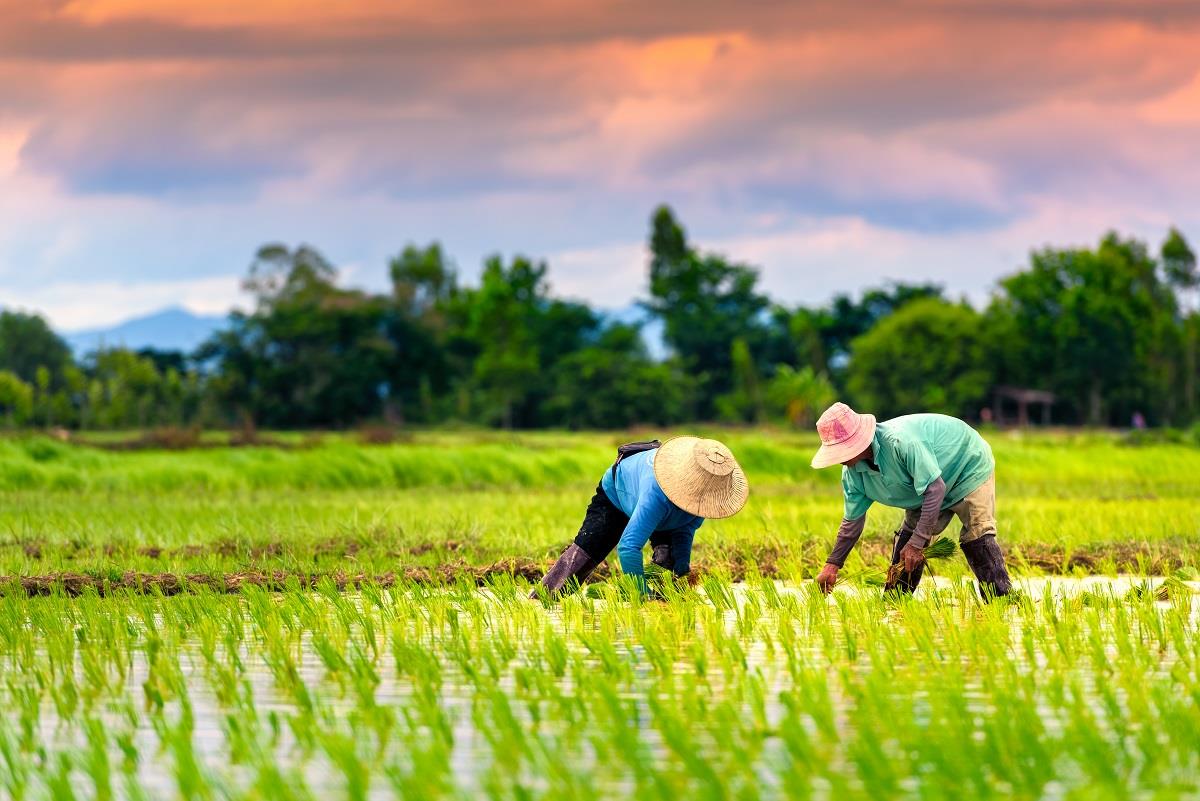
[3,0,1200,244]
[56,0,424,26]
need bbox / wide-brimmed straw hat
[811,402,876,469]
[653,437,748,519]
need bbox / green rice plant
[318,730,371,801]
[0,559,1198,797]
[0,717,31,800]
[702,573,738,610]
[923,536,958,560]
[82,717,114,801]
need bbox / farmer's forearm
[826,516,866,568]
[616,542,651,596]
[909,477,946,549]
[615,498,669,590]
[617,540,647,578]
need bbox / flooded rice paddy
[0,576,1198,800]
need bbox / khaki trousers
[902,473,996,544]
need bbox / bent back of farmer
[811,403,1011,599]
[534,437,749,598]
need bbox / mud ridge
[0,561,548,598]
[0,540,1192,598]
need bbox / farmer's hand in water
[816,564,838,594]
[900,543,926,573]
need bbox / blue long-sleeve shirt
[600,449,704,587]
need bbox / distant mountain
[63,307,228,355]
[60,304,666,360]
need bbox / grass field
[0,429,1198,587]
[0,429,1198,798]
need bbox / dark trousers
[574,483,672,568]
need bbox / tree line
[1,206,1197,431]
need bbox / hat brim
[810,414,876,468]
[654,436,749,519]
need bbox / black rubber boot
[960,534,1012,600]
[532,543,599,598]
[885,529,925,595]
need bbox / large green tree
[715,337,764,423]
[84,348,168,429]
[0,311,73,386]
[846,298,994,420]
[1162,228,1199,418]
[768,282,944,378]
[643,206,769,416]
[989,232,1185,425]
[460,256,545,428]
[542,324,688,428]
[446,255,601,428]
[0,370,33,427]
[388,243,459,422]
[200,244,394,427]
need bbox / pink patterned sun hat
[811,402,877,468]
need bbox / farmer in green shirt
[810,402,1012,598]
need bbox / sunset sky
[3,0,1200,329]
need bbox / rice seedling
[0,577,1193,797]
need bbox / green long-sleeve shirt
[827,414,994,567]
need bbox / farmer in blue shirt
[534,437,749,597]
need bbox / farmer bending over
[810,402,1012,598]
[535,437,748,597]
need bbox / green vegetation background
[2,206,1199,433]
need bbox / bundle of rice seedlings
[885,536,957,586]
[923,536,958,560]
[1126,573,1192,602]
[644,563,670,584]
[839,536,958,588]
